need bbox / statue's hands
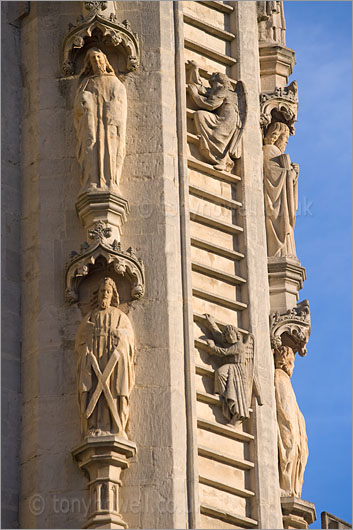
[204,313,215,323]
[111,330,121,348]
[291,163,299,178]
[206,338,215,348]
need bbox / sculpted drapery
[263,121,299,258]
[203,314,255,423]
[74,48,127,191]
[187,62,246,172]
[274,345,308,497]
[75,277,134,438]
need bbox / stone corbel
[270,299,311,357]
[61,1,140,76]
[72,434,137,529]
[65,221,145,304]
[260,80,298,136]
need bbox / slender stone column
[231,3,283,528]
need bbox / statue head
[264,121,290,153]
[209,72,232,91]
[96,277,120,310]
[274,345,295,377]
[223,325,240,345]
[80,47,114,78]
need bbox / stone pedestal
[72,435,137,529]
[76,190,130,242]
[281,497,316,529]
[268,257,306,313]
[259,44,296,92]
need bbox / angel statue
[186,61,247,172]
[203,314,262,423]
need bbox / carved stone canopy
[270,299,310,357]
[61,3,140,75]
[65,221,145,304]
[260,80,298,136]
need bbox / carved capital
[281,497,317,529]
[260,80,298,136]
[270,299,311,357]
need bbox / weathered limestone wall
[19,1,188,528]
[1,3,25,528]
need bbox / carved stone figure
[186,61,247,172]
[74,47,127,192]
[270,300,311,498]
[203,314,261,423]
[257,1,286,45]
[263,121,299,258]
[75,277,134,438]
[274,345,308,497]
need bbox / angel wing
[229,80,248,160]
[242,333,254,409]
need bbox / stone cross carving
[186,61,247,172]
[74,47,127,192]
[257,1,286,45]
[263,121,299,258]
[203,314,262,423]
[270,300,311,498]
[75,277,135,438]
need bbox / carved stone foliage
[257,1,286,46]
[186,61,247,172]
[260,80,298,136]
[65,221,145,305]
[61,4,140,76]
[201,314,262,424]
[270,300,311,498]
[270,299,311,357]
[263,120,299,258]
[75,276,135,439]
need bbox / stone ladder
[182,2,258,528]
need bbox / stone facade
[1,2,316,529]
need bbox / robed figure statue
[274,344,308,497]
[75,277,135,438]
[263,121,299,258]
[187,61,247,172]
[74,47,127,191]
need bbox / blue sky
[283,2,352,527]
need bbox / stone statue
[263,121,299,258]
[274,344,308,497]
[186,61,247,172]
[75,277,135,438]
[257,1,286,46]
[203,314,261,423]
[74,47,127,192]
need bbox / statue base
[72,435,137,529]
[76,190,130,243]
[281,496,316,529]
[259,44,296,92]
[268,256,306,313]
